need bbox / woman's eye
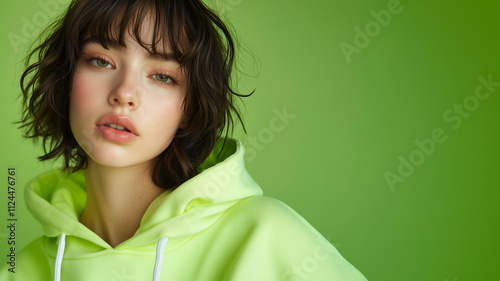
[91,58,111,68]
[153,74,173,83]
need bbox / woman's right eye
[90,58,112,68]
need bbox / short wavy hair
[19,0,249,189]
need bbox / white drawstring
[54,233,66,281]
[53,234,168,281]
[153,237,169,281]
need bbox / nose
[108,72,141,110]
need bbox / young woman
[2,0,367,280]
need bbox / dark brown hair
[19,0,250,189]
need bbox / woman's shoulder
[213,195,368,280]
[222,195,331,245]
[228,195,314,226]
[232,195,290,213]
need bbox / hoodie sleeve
[221,196,368,281]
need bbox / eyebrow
[81,36,179,63]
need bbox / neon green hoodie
[1,139,367,281]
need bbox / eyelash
[87,55,113,68]
[85,55,179,86]
[152,72,178,86]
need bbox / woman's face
[69,28,187,169]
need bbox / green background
[1,0,499,280]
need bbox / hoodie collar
[25,138,263,249]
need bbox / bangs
[68,0,192,63]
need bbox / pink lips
[95,113,139,143]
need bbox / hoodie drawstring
[53,234,169,281]
[54,233,66,281]
[153,237,169,281]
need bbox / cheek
[69,82,85,131]
[69,72,105,141]
[70,71,106,120]
[71,73,95,108]
[146,96,185,142]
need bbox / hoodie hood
[12,138,369,281]
[25,138,263,250]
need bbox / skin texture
[70,21,187,247]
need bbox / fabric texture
[1,139,367,281]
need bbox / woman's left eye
[153,74,173,84]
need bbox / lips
[96,113,138,135]
[95,113,139,143]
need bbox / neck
[79,159,166,248]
